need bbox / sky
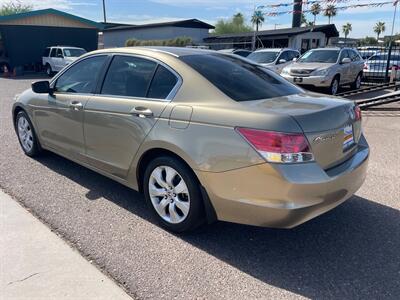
[2,0,399,38]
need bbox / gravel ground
[1,76,399,299]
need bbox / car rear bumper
[197,135,369,228]
[282,74,334,87]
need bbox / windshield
[299,50,340,63]
[247,51,279,64]
[63,48,86,57]
[180,54,301,102]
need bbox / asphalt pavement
[0,76,399,299]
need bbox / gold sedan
[12,47,369,232]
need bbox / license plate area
[343,124,355,151]
[294,77,303,83]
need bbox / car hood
[290,62,334,71]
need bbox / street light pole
[390,1,398,41]
[102,0,107,24]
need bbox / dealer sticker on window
[343,125,354,150]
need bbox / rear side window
[148,65,178,99]
[50,48,57,57]
[101,55,157,98]
[180,54,300,102]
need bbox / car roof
[49,46,85,49]
[92,46,217,58]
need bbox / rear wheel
[143,156,205,232]
[329,76,340,95]
[16,111,41,157]
[351,73,362,90]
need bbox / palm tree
[310,3,321,26]
[373,21,386,41]
[251,10,265,32]
[342,23,352,42]
[324,5,337,24]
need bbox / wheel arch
[134,146,217,224]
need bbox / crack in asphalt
[7,272,40,286]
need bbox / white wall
[289,32,326,51]
[103,26,209,48]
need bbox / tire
[143,156,205,233]
[329,76,340,95]
[351,73,362,90]
[15,111,42,157]
[45,64,53,77]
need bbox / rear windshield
[299,50,340,63]
[63,48,86,57]
[180,54,301,102]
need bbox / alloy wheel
[148,165,190,224]
[17,116,34,152]
[331,79,339,95]
[356,75,361,89]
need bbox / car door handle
[130,106,153,118]
[69,101,83,111]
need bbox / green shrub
[125,36,192,47]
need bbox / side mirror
[341,57,351,64]
[32,81,51,94]
[278,59,287,64]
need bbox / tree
[373,21,386,41]
[214,13,252,35]
[310,3,321,26]
[342,23,352,42]
[0,1,32,16]
[301,13,313,27]
[324,5,337,24]
[357,36,378,46]
[251,10,265,32]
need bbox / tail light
[354,105,362,121]
[389,65,399,71]
[236,128,314,163]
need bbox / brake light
[354,105,362,121]
[236,128,314,163]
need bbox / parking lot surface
[1,76,399,299]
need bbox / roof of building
[204,24,339,41]
[0,8,102,29]
[104,19,215,32]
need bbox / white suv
[247,48,300,74]
[42,46,86,76]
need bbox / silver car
[363,52,400,81]
[247,48,300,74]
[281,48,364,95]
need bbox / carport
[0,9,102,73]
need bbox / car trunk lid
[242,93,362,169]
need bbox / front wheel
[15,111,42,157]
[143,156,205,233]
[329,76,340,95]
[45,64,53,77]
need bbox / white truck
[42,46,86,76]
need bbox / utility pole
[390,1,398,42]
[102,0,107,24]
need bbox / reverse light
[236,128,314,163]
